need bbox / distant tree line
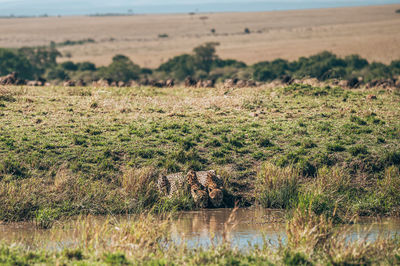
[1,43,400,84]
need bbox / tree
[193,42,220,73]
[18,47,61,78]
[158,54,196,80]
[46,66,69,80]
[99,55,141,82]
[61,61,78,71]
[345,55,369,70]
[0,48,35,79]
[77,62,96,71]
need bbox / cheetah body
[158,170,225,208]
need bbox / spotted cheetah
[195,170,224,208]
[157,174,170,196]
[157,170,225,208]
[164,172,186,197]
[205,171,224,208]
[186,170,209,208]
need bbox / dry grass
[0,5,399,67]
[256,163,300,209]
[286,207,335,253]
[284,207,400,265]
[1,209,399,265]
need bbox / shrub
[344,54,369,70]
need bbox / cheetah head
[191,186,209,208]
[208,187,223,208]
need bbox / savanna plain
[1,4,400,67]
[1,4,400,266]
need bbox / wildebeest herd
[1,72,400,90]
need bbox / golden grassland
[0,5,399,67]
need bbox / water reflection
[0,208,399,251]
[170,208,286,249]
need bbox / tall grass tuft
[256,163,300,209]
[120,167,159,210]
[286,207,335,254]
[297,167,353,221]
[284,206,400,265]
[376,166,400,215]
[52,214,172,259]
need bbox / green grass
[0,84,400,221]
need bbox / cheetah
[205,171,224,208]
[186,170,209,208]
[157,170,225,208]
[162,172,186,197]
[189,170,224,208]
[157,174,170,196]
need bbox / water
[170,208,400,249]
[1,0,399,17]
[1,208,400,251]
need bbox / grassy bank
[1,211,400,265]
[0,83,400,222]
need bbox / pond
[1,208,399,251]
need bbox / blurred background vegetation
[1,42,400,84]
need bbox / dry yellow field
[0,4,399,67]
